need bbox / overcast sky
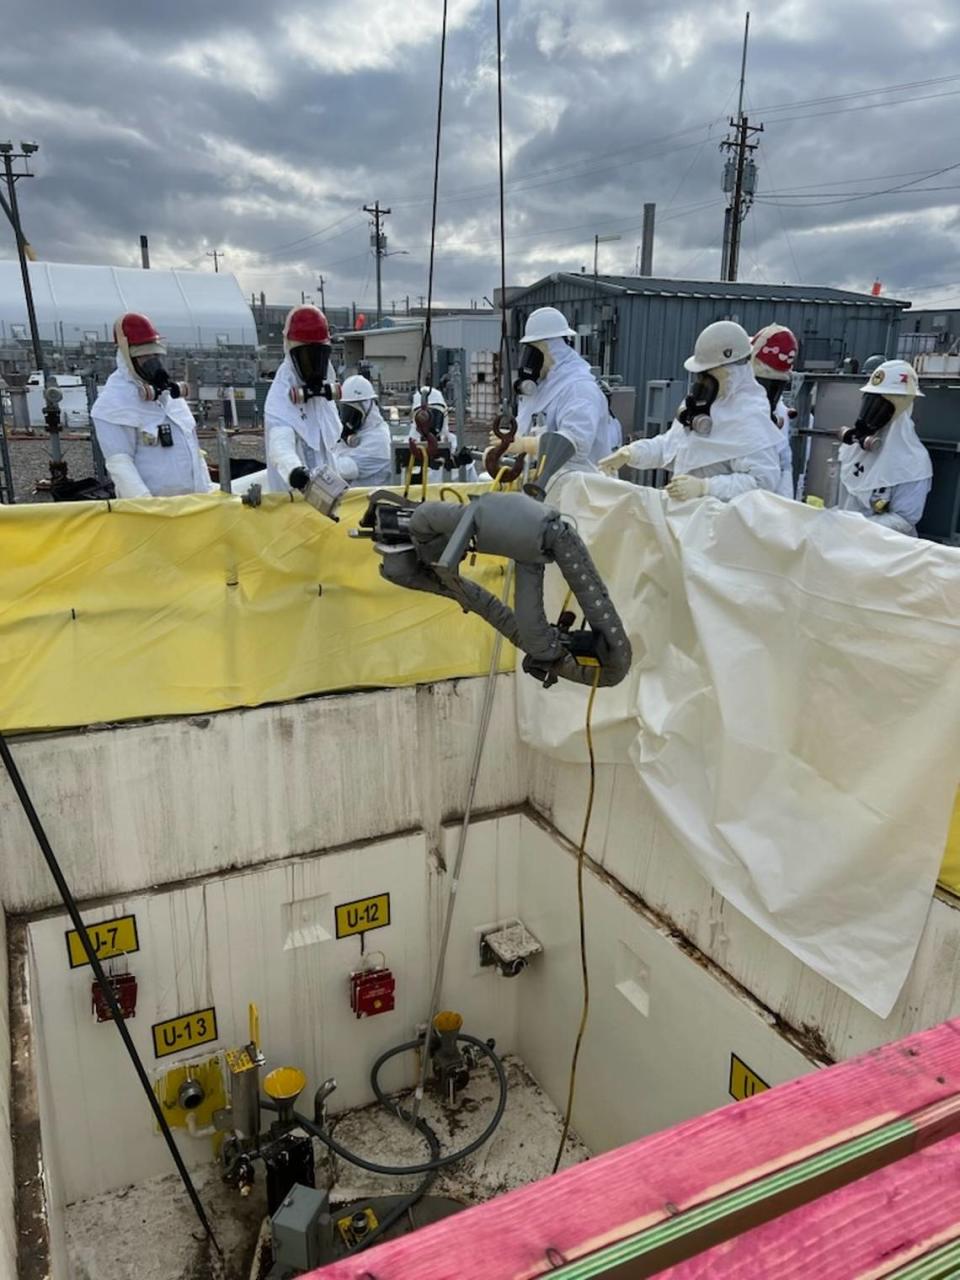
[1,0,959,315]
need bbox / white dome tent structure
[0,260,257,352]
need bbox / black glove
[289,466,310,492]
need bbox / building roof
[0,259,259,347]
[512,273,910,310]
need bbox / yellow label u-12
[335,893,390,939]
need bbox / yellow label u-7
[65,914,139,969]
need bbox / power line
[764,87,960,127]
[754,160,960,208]
[753,72,960,115]
[257,209,364,259]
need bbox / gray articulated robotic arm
[353,434,632,688]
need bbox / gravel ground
[4,431,267,504]
[4,422,491,504]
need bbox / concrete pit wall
[528,751,960,1064]
[22,813,815,1224]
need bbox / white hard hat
[520,306,576,343]
[412,386,446,410]
[340,374,376,403]
[684,320,753,373]
[860,359,924,398]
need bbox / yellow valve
[263,1066,307,1104]
[248,1002,260,1053]
[433,1010,463,1034]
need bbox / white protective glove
[598,446,632,475]
[666,474,708,501]
[487,432,538,457]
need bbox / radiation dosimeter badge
[303,464,349,522]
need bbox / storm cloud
[1,0,959,313]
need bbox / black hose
[0,732,221,1255]
[293,1033,508,1178]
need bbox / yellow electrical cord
[552,667,601,1175]
[439,486,465,504]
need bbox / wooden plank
[658,1132,960,1280]
[309,1020,960,1280]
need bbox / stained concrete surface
[64,1055,589,1280]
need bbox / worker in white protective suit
[409,386,478,479]
[91,313,215,498]
[750,323,798,499]
[333,374,393,487]
[599,320,783,500]
[490,307,608,480]
[264,305,357,493]
[837,359,932,537]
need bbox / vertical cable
[416,0,450,391]
[495,0,512,401]
[552,669,601,1174]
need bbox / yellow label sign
[65,914,139,969]
[729,1053,769,1101]
[335,893,390,939]
[152,1007,218,1060]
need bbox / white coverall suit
[619,362,783,499]
[838,410,932,537]
[517,339,610,481]
[91,356,214,498]
[264,357,355,492]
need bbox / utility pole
[0,141,64,478]
[719,13,762,281]
[207,248,222,272]
[0,144,44,380]
[317,274,326,312]
[363,202,391,327]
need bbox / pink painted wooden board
[309,1020,960,1280]
[659,1132,960,1279]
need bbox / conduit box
[480,922,542,977]
[350,966,395,1019]
[91,972,138,1022]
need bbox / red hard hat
[750,324,798,382]
[284,305,330,346]
[115,312,161,348]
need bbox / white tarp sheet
[518,474,960,1017]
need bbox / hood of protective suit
[265,355,341,454]
[516,339,597,432]
[92,354,197,437]
[662,361,784,472]
[839,409,932,497]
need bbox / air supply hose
[261,1032,507,1255]
[292,1032,508,1178]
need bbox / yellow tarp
[3,488,958,898]
[0,489,511,734]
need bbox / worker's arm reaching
[697,446,782,500]
[599,430,674,475]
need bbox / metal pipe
[409,561,515,1128]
